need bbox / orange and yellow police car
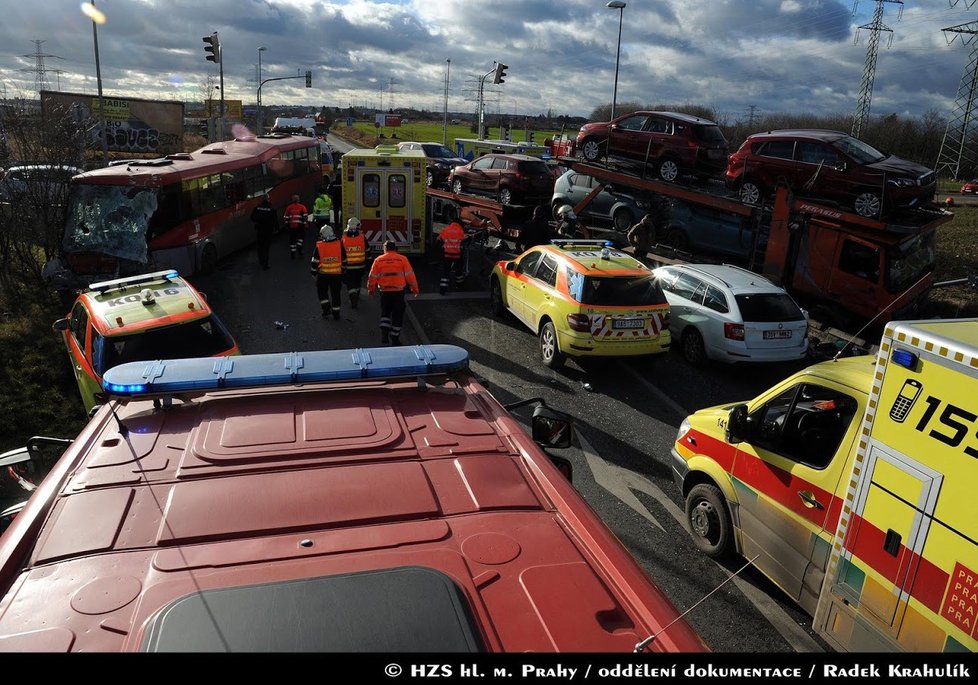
[0,345,706,652]
[672,318,978,652]
[52,270,239,412]
[489,240,670,369]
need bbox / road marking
[577,431,823,653]
[617,360,690,418]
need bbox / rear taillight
[567,313,591,332]
[724,322,745,340]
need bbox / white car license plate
[613,318,644,330]
[763,330,792,339]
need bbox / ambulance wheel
[540,320,566,369]
[685,483,732,558]
[489,278,506,317]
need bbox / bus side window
[183,177,203,215]
[147,184,184,239]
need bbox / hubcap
[855,193,880,217]
[660,161,678,182]
[690,501,715,538]
[740,183,760,204]
[542,328,555,359]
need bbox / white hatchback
[652,263,809,364]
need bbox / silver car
[551,169,652,232]
[653,263,809,365]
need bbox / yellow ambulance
[340,145,427,254]
[672,318,978,652]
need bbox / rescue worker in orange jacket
[341,217,368,309]
[436,220,470,295]
[367,240,419,346]
[310,225,345,320]
[283,194,309,260]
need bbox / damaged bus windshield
[53,134,321,286]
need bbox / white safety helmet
[319,225,336,241]
[346,217,361,233]
[557,204,576,220]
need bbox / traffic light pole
[258,71,313,134]
[218,53,225,141]
[477,66,495,141]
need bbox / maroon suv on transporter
[448,153,554,206]
[576,111,729,182]
[725,129,937,218]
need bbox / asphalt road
[193,229,832,653]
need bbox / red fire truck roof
[0,346,705,653]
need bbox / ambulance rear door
[355,160,420,253]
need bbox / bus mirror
[726,404,749,444]
[531,405,574,449]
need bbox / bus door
[357,167,415,252]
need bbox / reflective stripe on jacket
[284,202,308,229]
[313,240,343,275]
[342,233,367,267]
[438,222,466,260]
[367,252,419,293]
[313,195,333,216]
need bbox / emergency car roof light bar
[101,345,469,398]
[550,239,615,249]
[90,270,180,293]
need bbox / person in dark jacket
[517,206,552,252]
[328,173,343,227]
[250,194,279,270]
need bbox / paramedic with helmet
[556,204,589,239]
[436,220,469,295]
[341,217,368,309]
[310,225,345,320]
[367,240,419,346]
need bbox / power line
[21,39,64,95]
[851,0,903,138]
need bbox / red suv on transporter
[448,153,554,205]
[576,111,729,182]
[726,129,937,218]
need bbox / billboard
[41,91,184,155]
[203,99,243,120]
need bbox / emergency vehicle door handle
[797,490,823,510]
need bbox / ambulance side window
[750,383,857,469]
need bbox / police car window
[750,384,858,469]
[534,255,559,288]
[516,250,542,276]
[70,303,88,349]
[91,329,105,374]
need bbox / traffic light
[305,70,312,88]
[493,63,508,85]
[203,33,220,63]
[528,131,535,144]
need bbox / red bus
[0,345,706,653]
[47,133,321,289]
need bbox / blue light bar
[891,348,918,370]
[102,345,469,398]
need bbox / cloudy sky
[0,0,976,124]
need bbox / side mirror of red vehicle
[52,318,70,333]
[531,405,575,449]
[504,261,516,272]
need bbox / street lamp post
[442,58,450,145]
[607,1,626,121]
[88,1,109,166]
[257,46,266,135]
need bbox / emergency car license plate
[613,318,645,330]
[763,330,792,339]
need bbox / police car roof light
[550,239,616,249]
[102,344,470,398]
[891,348,918,370]
[90,270,180,293]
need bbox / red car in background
[960,179,978,194]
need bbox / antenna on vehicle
[633,554,759,653]
[92,393,129,436]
